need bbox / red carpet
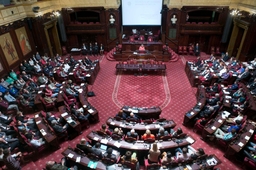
[113,73,170,108]
[21,52,243,170]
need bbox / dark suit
[194,45,200,56]
[52,124,66,133]
[237,71,250,82]
[103,153,117,162]
[126,132,138,139]
[77,143,92,154]
[92,148,103,159]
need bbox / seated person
[65,84,79,97]
[206,83,219,93]
[139,44,145,51]
[175,147,193,162]
[37,73,49,85]
[227,81,239,91]
[92,142,103,159]
[161,152,175,164]
[226,112,244,124]
[103,147,117,162]
[100,124,112,136]
[3,148,22,170]
[189,147,205,160]
[141,129,155,141]
[25,133,45,148]
[213,128,236,141]
[0,133,20,152]
[4,91,16,104]
[51,120,68,134]
[126,129,138,140]
[199,106,215,118]
[157,126,169,138]
[221,120,242,133]
[77,138,92,154]
[171,127,183,138]
[0,111,13,125]
[42,93,56,104]
[46,157,77,170]
[121,150,138,163]
[127,112,140,122]
[243,149,256,163]
[112,127,123,136]
[206,93,220,106]
[148,142,161,163]
[115,110,127,119]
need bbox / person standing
[194,43,200,56]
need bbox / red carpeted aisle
[22,53,242,170]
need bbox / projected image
[122,0,163,25]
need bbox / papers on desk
[249,129,254,134]
[81,83,85,86]
[91,67,94,70]
[245,136,250,141]
[198,102,201,106]
[145,125,150,129]
[110,122,115,125]
[69,72,73,75]
[225,100,229,103]
[114,141,121,148]
[36,120,41,124]
[218,119,223,123]
[101,138,108,144]
[190,112,195,115]
[186,165,192,170]
[238,142,244,147]
[206,157,217,166]
[155,124,160,128]
[112,150,118,156]
[88,109,94,114]
[223,90,230,94]
[93,137,99,141]
[83,105,87,108]
[77,89,83,93]
[131,145,138,149]
[120,123,125,128]
[88,161,97,169]
[186,136,195,144]
[40,85,46,88]
[86,74,91,77]
[157,143,162,148]
[40,129,47,136]
[211,126,216,130]
[38,91,42,94]
[35,114,39,118]
[76,156,81,163]
[195,76,198,78]
[68,153,74,158]
[234,104,239,107]
[61,112,68,117]
[221,85,225,88]
[225,95,232,99]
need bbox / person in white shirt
[33,63,42,73]
[26,133,45,147]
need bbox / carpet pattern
[21,52,243,170]
[112,71,170,109]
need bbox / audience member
[142,129,155,141]
[148,142,161,163]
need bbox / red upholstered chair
[178,46,183,55]
[144,159,161,170]
[154,30,161,41]
[62,46,68,55]
[122,160,137,170]
[243,157,256,169]
[62,92,76,105]
[210,46,215,55]
[148,36,153,42]
[188,46,194,55]
[129,36,135,42]
[139,35,145,41]
[40,96,55,112]
[193,122,204,135]
[215,47,221,56]
[183,46,188,55]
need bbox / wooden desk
[87,132,195,152]
[240,83,256,118]
[224,123,255,158]
[79,88,99,123]
[62,147,122,170]
[122,106,161,119]
[160,154,221,170]
[34,113,58,147]
[202,114,225,139]
[106,117,176,136]
[115,63,166,73]
[60,112,81,133]
[183,86,206,126]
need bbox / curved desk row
[106,117,176,136]
[87,132,195,152]
[116,63,166,74]
[62,147,121,170]
[183,86,206,126]
[121,106,162,119]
